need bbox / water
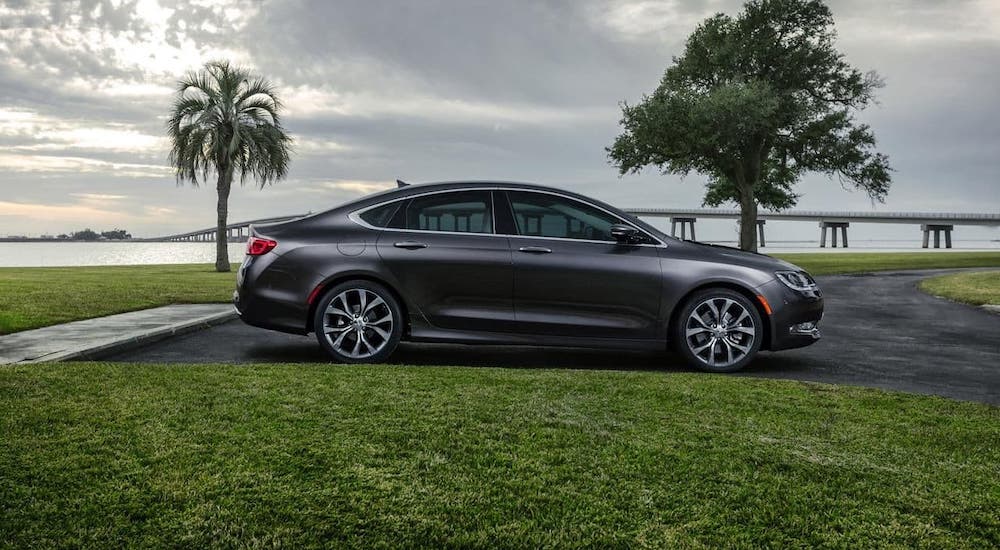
[0,240,997,268]
[0,242,249,267]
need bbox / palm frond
[166,60,293,189]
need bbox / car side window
[507,191,624,242]
[403,191,493,234]
[358,202,401,228]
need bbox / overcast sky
[1,0,998,239]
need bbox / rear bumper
[756,280,824,351]
[234,288,309,335]
[234,254,314,335]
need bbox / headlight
[775,270,819,293]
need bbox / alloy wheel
[321,288,394,359]
[684,297,756,368]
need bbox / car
[234,181,823,372]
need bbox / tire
[672,288,763,373]
[313,280,403,364]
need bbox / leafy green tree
[167,61,292,272]
[100,229,131,240]
[71,228,100,241]
[608,0,891,251]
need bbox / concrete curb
[982,305,1000,315]
[18,309,238,363]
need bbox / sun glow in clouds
[0,153,171,177]
[0,198,177,225]
[0,0,255,175]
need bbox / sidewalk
[0,304,236,365]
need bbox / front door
[375,190,514,332]
[502,190,663,339]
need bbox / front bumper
[756,279,824,351]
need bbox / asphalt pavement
[0,304,234,364]
[100,269,1000,405]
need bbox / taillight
[246,236,277,256]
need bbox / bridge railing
[148,214,308,242]
[150,208,999,249]
[624,208,1000,222]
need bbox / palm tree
[167,60,292,272]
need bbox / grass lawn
[919,270,1000,306]
[0,264,237,335]
[2,252,999,335]
[0,363,997,547]
[775,251,1000,276]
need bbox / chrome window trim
[348,186,667,248]
[351,189,497,236]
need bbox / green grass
[919,270,1000,306]
[0,363,996,548]
[0,264,237,334]
[774,251,1000,276]
[2,252,999,335]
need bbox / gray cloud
[0,0,997,241]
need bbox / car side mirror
[610,224,642,245]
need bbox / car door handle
[394,241,427,249]
[518,246,552,254]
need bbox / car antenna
[396,179,409,188]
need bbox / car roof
[273,179,668,243]
[345,180,607,209]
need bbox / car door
[501,190,664,339]
[374,189,515,332]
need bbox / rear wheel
[313,280,402,363]
[672,288,763,372]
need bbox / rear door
[373,190,515,332]
[500,190,664,339]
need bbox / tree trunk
[215,166,233,272]
[737,186,758,252]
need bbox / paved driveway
[102,269,1000,405]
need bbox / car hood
[682,241,802,272]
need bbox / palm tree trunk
[215,166,233,272]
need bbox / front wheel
[313,280,403,363]
[672,289,763,372]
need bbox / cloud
[320,180,396,195]
[833,0,1000,44]
[143,205,176,216]
[11,127,165,153]
[0,153,171,177]
[0,199,124,223]
[590,0,725,39]
[0,0,998,240]
[0,195,180,232]
[282,85,610,126]
[70,193,129,201]
[0,108,167,155]
[265,179,397,197]
[294,137,353,154]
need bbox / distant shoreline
[0,238,142,243]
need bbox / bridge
[624,208,1000,248]
[149,208,1000,249]
[145,214,308,243]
